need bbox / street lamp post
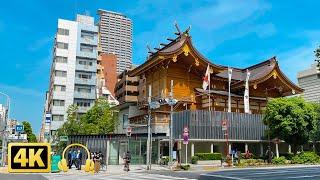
[0,92,10,167]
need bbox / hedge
[194,153,222,160]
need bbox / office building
[98,9,133,74]
[45,14,98,138]
[297,63,320,102]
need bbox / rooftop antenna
[174,21,182,36]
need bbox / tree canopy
[263,97,317,154]
[22,121,37,142]
[56,97,118,137]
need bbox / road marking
[201,174,249,180]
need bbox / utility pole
[146,85,152,170]
[169,80,174,167]
[0,92,10,167]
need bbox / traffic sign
[222,120,228,131]
[126,126,132,137]
[183,127,189,145]
[8,143,51,173]
[15,125,24,133]
[59,136,68,142]
[45,113,51,124]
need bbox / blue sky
[0,0,319,134]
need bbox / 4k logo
[8,143,51,173]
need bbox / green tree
[22,121,37,142]
[315,46,320,70]
[311,103,320,149]
[80,98,117,134]
[55,98,118,152]
[263,97,317,154]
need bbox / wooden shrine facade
[127,29,303,129]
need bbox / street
[1,166,320,180]
[199,166,320,180]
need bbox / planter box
[197,160,222,166]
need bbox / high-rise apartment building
[98,9,133,74]
[45,14,98,138]
[297,63,320,102]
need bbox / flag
[244,69,251,113]
[228,68,233,112]
[203,64,210,90]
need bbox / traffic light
[316,60,320,71]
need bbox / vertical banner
[244,69,251,113]
[228,67,232,113]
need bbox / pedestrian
[76,149,82,170]
[67,150,72,169]
[123,151,131,172]
[70,149,77,168]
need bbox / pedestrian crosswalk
[43,172,197,180]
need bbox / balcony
[115,85,138,96]
[79,36,98,46]
[76,63,97,72]
[77,50,97,59]
[75,77,96,85]
[118,95,138,103]
[74,91,96,99]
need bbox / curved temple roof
[128,28,303,95]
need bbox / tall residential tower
[45,14,98,139]
[98,9,133,74]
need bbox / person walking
[76,149,82,170]
[68,150,72,169]
[123,151,131,172]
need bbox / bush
[195,153,222,160]
[272,156,287,164]
[239,159,265,166]
[292,151,320,164]
[279,153,294,160]
[191,156,199,164]
[180,164,190,170]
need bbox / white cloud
[132,0,274,64]
[0,83,43,98]
[28,36,53,51]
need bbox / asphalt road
[199,166,320,180]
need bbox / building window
[54,85,66,92]
[77,58,93,66]
[123,114,128,129]
[75,100,91,107]
[52,115,64,121]
[57,28,69,36]
[77,73,92,79]
[80,44,94,52]
[81,30,95,40]
[55,70,67,77]
[53,100,65,106]
[55,56,68,63]
[74,85,91,93]
[56,42,68,49]
[50,130,56,136]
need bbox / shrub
[191,156,199,164]
[292,151,320,164]
[272,156,287,164]
[180,164,190,170]
[279,153,294,160]
[195,153,222,160]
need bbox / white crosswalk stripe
[43,172,197,180]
